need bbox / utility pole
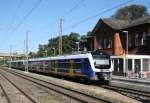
[58,18,62,55]
[9,45,12,69]
[24,40,26,60]
[25,31,30,73]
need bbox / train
[7,49,112,83]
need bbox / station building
[84,16,150,78]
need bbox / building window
[135,34,139,46]
[109,37,112,48]
[99,38,103,48]
[142,32,147,46]
[143,59,149,72]
[128,35,132,48]
[104,38,107,48]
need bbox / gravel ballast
[3,67,141,103]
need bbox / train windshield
[91,50,110,69]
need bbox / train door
[69,60,75,76]
[43,61,45,71]
[55,61,58,73]
[16,62,18,68]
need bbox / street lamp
[123,30,128,77]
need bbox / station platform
[111,75,150,93]
[112,75,150,85]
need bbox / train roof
[7,60,24,62]
[30,53,92,61]
[8,53,92,62]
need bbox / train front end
[91,50,112,82]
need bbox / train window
[69,60,82,70]
[47,61,51,69]
[58,62,69,69]
[51,61,55,68]
[58,62,62,68]
[73,62,76,69]
[76,63,82,69]
[91,50,110,59]
[64,62,69,69]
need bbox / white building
[111,55,150,78]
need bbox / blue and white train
[7,49,112,82]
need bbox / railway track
[101,84,150,102]
[0,72,38,103]
[1,68,112,103]
[0,83,11,103]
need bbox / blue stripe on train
[70,58,96,79]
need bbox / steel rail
[3,68,112,103]
[0,72,38,103]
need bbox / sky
[0,0,150,53]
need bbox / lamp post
[123,31,128,77]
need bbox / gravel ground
[0,86,8,103]
[0,69,81,103]
[2,67,142,103]
[0,73,35,103]
[35,76,141,103]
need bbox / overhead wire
[62,0,85,18]
[61,0,135,33]
[50,0,135,36]
[42,0,85,39]
[45,0,85,30]
[0,0,22,47]
[7,0,22,32]
[10,0,43,33]
[2,0,135,52]
[0,0,43,48]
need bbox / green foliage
[28,30,94,57]
[33,32,81,57]
[112,4,149,20]
[29,52,37,58]
[36,44,48,57]
[63,32,80,54]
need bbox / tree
[48,38,58,56]
[47,32,81,55]
[30,32,82,57]
[68,32,80,53]
[112,4,149,20]
[29,52,37,58]
[86,31,92,36]
[36,44,48,57]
